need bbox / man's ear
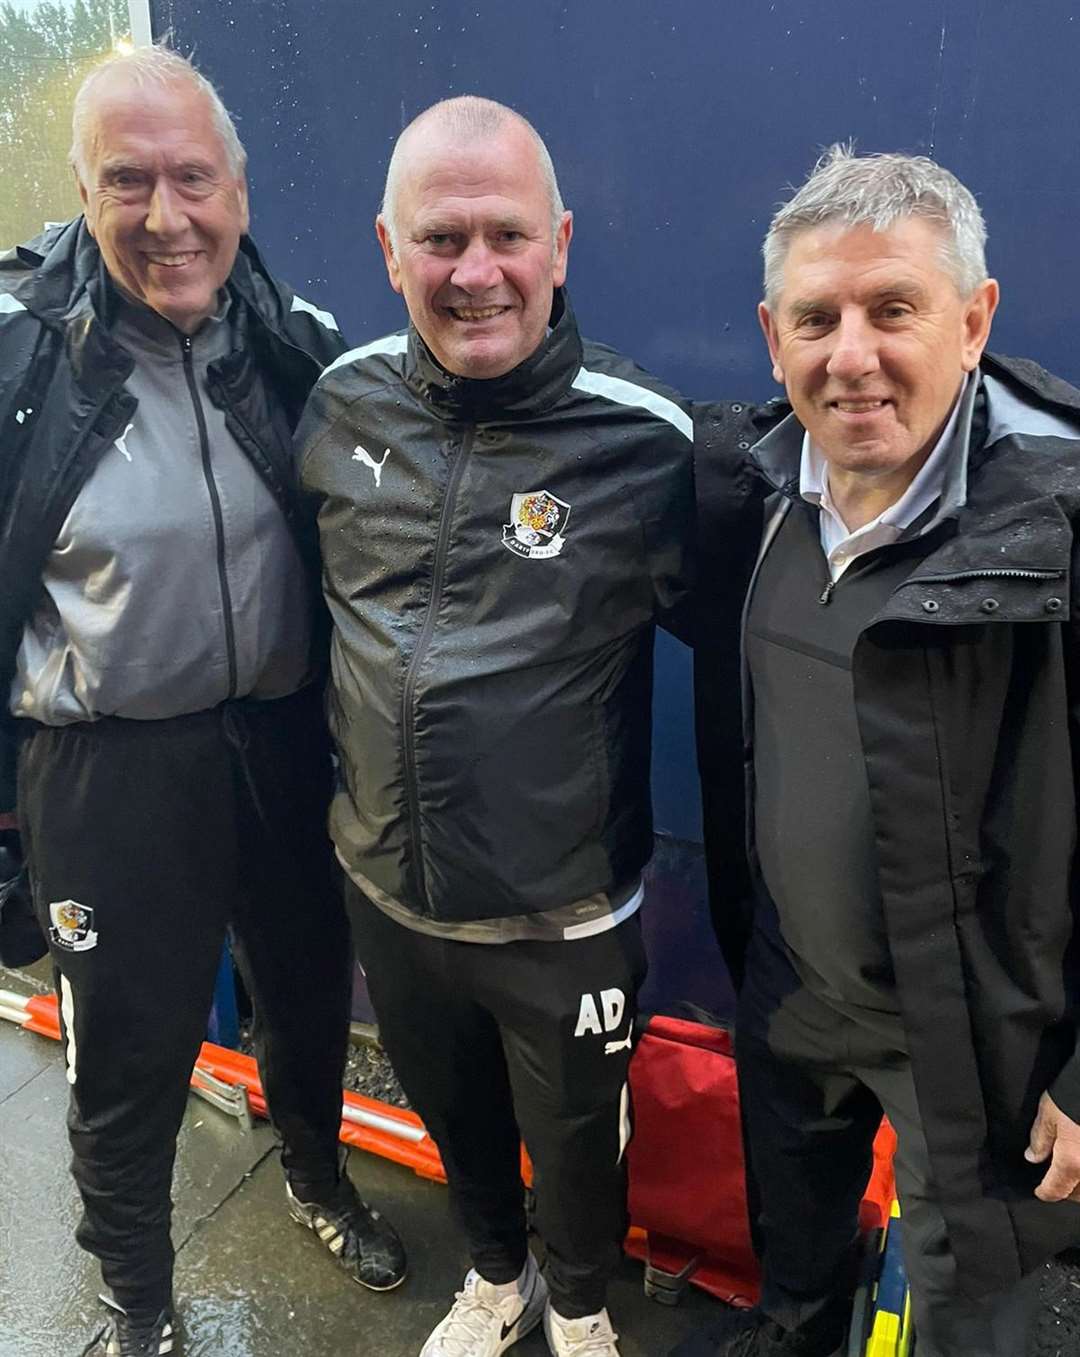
[76,171,96,236]
[375,214,403,294]
[758,301,785,385]
[236,176,250,234]
[551,210,573,288]
[961,278,999,371]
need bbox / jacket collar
[13,217,279,319]
[403,287,583,422]
[749,356,1080,612]
[7,217,304,388]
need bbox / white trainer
[419,1252,548,1357]
[543,1304,621,1357]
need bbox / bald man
[297,97,693,1357]
[0,46,404,1357]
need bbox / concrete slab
[171,1148,716,1356]
[0,1056,105,1355]
[0,1012,268,1356]
[0,1021,54,1102]
[0,1013,715,1356]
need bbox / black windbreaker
[0,218,346,811]
[298,291,693,924]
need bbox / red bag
[626,1015,759,1305]
[625,1015,896,1306]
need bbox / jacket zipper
[181,334,238,698]
[401,427,474,912]
[905,568,1064,584]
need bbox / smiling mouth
[829,398,892,413]
[446,304,510,322]
[145,252,201,268]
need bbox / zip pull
[819,579,836,606]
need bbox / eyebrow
[412,214,533,236]
[98,156,217,179]
[787,280,929,318]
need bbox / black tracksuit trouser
[17,688,352,1315]
[347,882,646,1318]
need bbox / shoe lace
[437,1287,508,1356]
[557,1315,620,1356]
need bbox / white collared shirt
[800,375,970,581]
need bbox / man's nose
[144,179,188,236]
[450,239,502,292]
[826,311,880,382]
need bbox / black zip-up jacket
[0,218,347,812]
[298,290,693,924]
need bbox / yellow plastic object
[864,1201,914,1357]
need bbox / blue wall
[152,0,1080,1012]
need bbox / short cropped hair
[381,95,565,253]
[70,44,247,184]
[762,144,987,306]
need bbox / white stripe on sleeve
[290,293,339,332]
[571,366,692,441]
[321,331,409,378]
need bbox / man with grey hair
[0,44,405,1357]
[297,95,692,1357]
[679,145,1080,1356]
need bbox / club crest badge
[502,490,571,559]
[48,900,98,952]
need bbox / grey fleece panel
[11,299,312,724]
[983,371,1080,445]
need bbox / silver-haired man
[0,46,404,1357]
[681,147,1080,1357]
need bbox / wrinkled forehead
[83,74,230,174]
[776,217,957,307]
[396,124,548,221]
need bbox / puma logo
[604,1022,633,1056]
[352,443,391,487]
[114,422,135,462]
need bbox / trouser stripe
[60,973,78,1086]
[617,1080,631,1164]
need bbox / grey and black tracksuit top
[0,218,346,810]
[297,290,693,936]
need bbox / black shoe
[102,1306,178,1356]
[668,1306,844,1357]
[286,1173,407,1291]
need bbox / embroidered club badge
[502,490,571,559]
[48,900,98,952]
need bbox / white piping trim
[616,1081,631,1164]
[127,0,152,46]
[562,880,645,941]
[291,293,339,333]
[0,294,26,315]
[321,331,408,378]
[60,976,78,1086]
[571,367,692,441]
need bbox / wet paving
[0,961,715,1357]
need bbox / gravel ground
[343,1038,410,1109]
